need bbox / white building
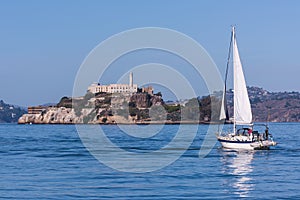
[88,72,138,94]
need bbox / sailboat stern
[250,140,277,150]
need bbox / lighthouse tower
[129,72,133,87]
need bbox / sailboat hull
[218,137,277,150]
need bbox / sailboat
[217,26,277,150]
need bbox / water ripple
[0,124,299,199]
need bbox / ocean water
[0,123,299,199]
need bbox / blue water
[0,123,299,199]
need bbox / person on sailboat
[265,128,269,140]
[248,128,253,135]
[248,128,253,141]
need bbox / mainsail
[232,27,252,124]
[219,27,252,125]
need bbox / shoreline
[17,121,232,125]
[4,121,299,125]
[15,121,300,125]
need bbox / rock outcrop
[18,107,82,124]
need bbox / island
[17,73,300,124]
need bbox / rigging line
[225,30,233,85]
[223,28,233,120]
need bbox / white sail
[219,87,227,120]
[232,27,252,124]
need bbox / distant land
[14,86,300,124]
[227,86,300,122]
[0,100,26,123]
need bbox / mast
[232,26,236,134]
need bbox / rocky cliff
[18,92,167,124]
[18,107,81,124]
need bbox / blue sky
[1,0,300,106]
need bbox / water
[0,123,299,199]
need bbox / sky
[1,0,300,106]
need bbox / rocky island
[18,90,216,124]
[17,73,300,124]
[18,72,214,124]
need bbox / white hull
[218,137,277,150]
[219,141,255,150]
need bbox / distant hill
[225,86,300,122]
[0,100,27,123]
